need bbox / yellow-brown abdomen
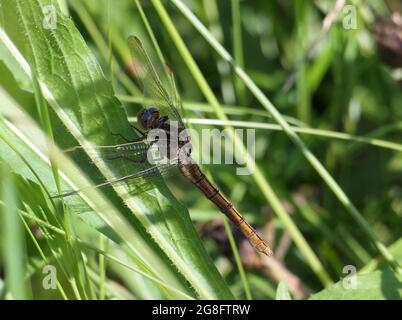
[179,163,273,256]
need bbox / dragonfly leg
[111,130,147,143]
[111,124,147,142]
[130,125,146,138]
[106,154,148,164]
[111,132,133,143]
[106,139,157,164]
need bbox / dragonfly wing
[64,138,172,166]
[127,36,185,128]
[52,154,180,198]
[123,159,181,196]
[54,37,189,199]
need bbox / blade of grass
[98,235,106,300]
[107,0,113,83]
[231,0,246,104]
[19,212,69,299]
[223,218,252,300]
[86,267,136,300]
[295,199,363,265]
[202,0,236,104]
[69,0,140,96]
[295,0,311,123]
[133,0,166,66]
[1,164,31,299]
[82,241,196,300]
[178,118,402,152]
[119,94,305,126]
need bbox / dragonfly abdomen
[179,163,273,256]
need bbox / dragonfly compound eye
[137,109,147,129]
[147,107,159,114]
[137,107,160,129]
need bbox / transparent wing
[128,36,185,128]
[64,139,154,165]
[52,139,180,198]
[167,65,186,123]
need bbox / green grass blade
[231,0,246,104]
[119,95,304,126]
[1,164,30,299]
[223,218,252,300]
[181,118,402,152]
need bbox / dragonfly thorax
[137,107,162,129]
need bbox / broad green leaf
[0,0,232,298]
[310,269,402,300]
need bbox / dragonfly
[54,36,273,257]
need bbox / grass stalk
[231,0,246,104]
[223,218,252,300]
[1,166,30,299]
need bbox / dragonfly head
[137,107,160,129]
